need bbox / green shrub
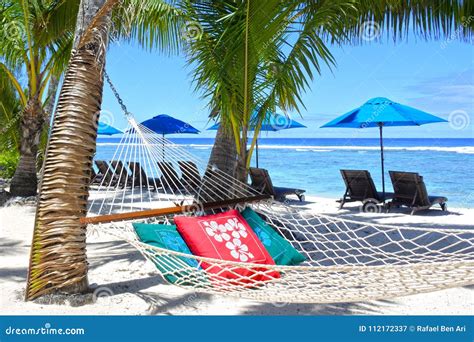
[0,150,19,178]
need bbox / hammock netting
[86,116,474,303]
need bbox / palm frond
[110,0,184,54]
[0,68,21,151]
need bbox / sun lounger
[94,160,117,186]
[388,171,448,215]
[338,169,393,210]
[109,160,132,188]
[127,162,160,190]
[178,161,202,190]
[158,162,184,191]
[249,167,305,202]
[90,166,104,185]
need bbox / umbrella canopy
[208,111,306,132]
[140,114,200,136]
[321,97,447,200]
[321,97,447,128]
[207,110,306,167]
[97,121,122,135]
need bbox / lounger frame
[387,171,447,215]
[249,167,305,202]
[338,169,393,209]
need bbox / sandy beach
[1,195,472,315]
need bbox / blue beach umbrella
[97,121,122,135]
[321,97,447,199]
[208,110,306,167]
[139,114,200,160]
[140,114,200,137]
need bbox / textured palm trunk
[37,76,60,168]
[206,122,249,191]
[207,123,238,176]
[199,123,238,202]
[25,0,113,301]
[43,76,60,127]
[9,99,44,196]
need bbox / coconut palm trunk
[207,124,237,176]
[25,0,115,301]
[200,123,238,202]
[43,76,60,128]
[9,98,44,196]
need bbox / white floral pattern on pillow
[203,220,230,242]
[203,218,255,262]
[226,218,248,239]
[225,238,254,262]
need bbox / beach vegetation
[25,0,184,300]
[0,0,80,196]
[185,0,473,181]
[23,0,473,301]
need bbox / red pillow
[174,209,280,285]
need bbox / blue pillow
[132,223,200,284]
[241,207,306,266]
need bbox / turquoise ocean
[96,138,474,208]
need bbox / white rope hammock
[86,115,474,303]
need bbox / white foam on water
[188,144,214,148]
[253,145,474,154]
[96,142,474,155]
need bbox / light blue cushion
[132,223,199,284]
[241,207,306,266]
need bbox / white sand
[1,196,473,315]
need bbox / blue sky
[102,33,473,139]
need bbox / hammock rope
[85,74,474,303]
[86,115,474,303]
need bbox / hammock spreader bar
[81,194,271,224]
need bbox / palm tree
[186,0,473,181]
[1,1,79,195]
[0,0,80,196]
[25,0,183,300]
[0,69,21,152]
[0,69,21,178]
[25,0,472,301]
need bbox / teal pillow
[241,207,306,266]
[132,223,200,284]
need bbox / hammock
[86,114,474,303]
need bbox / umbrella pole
[379,123,385,202]
[256,139,259,168]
